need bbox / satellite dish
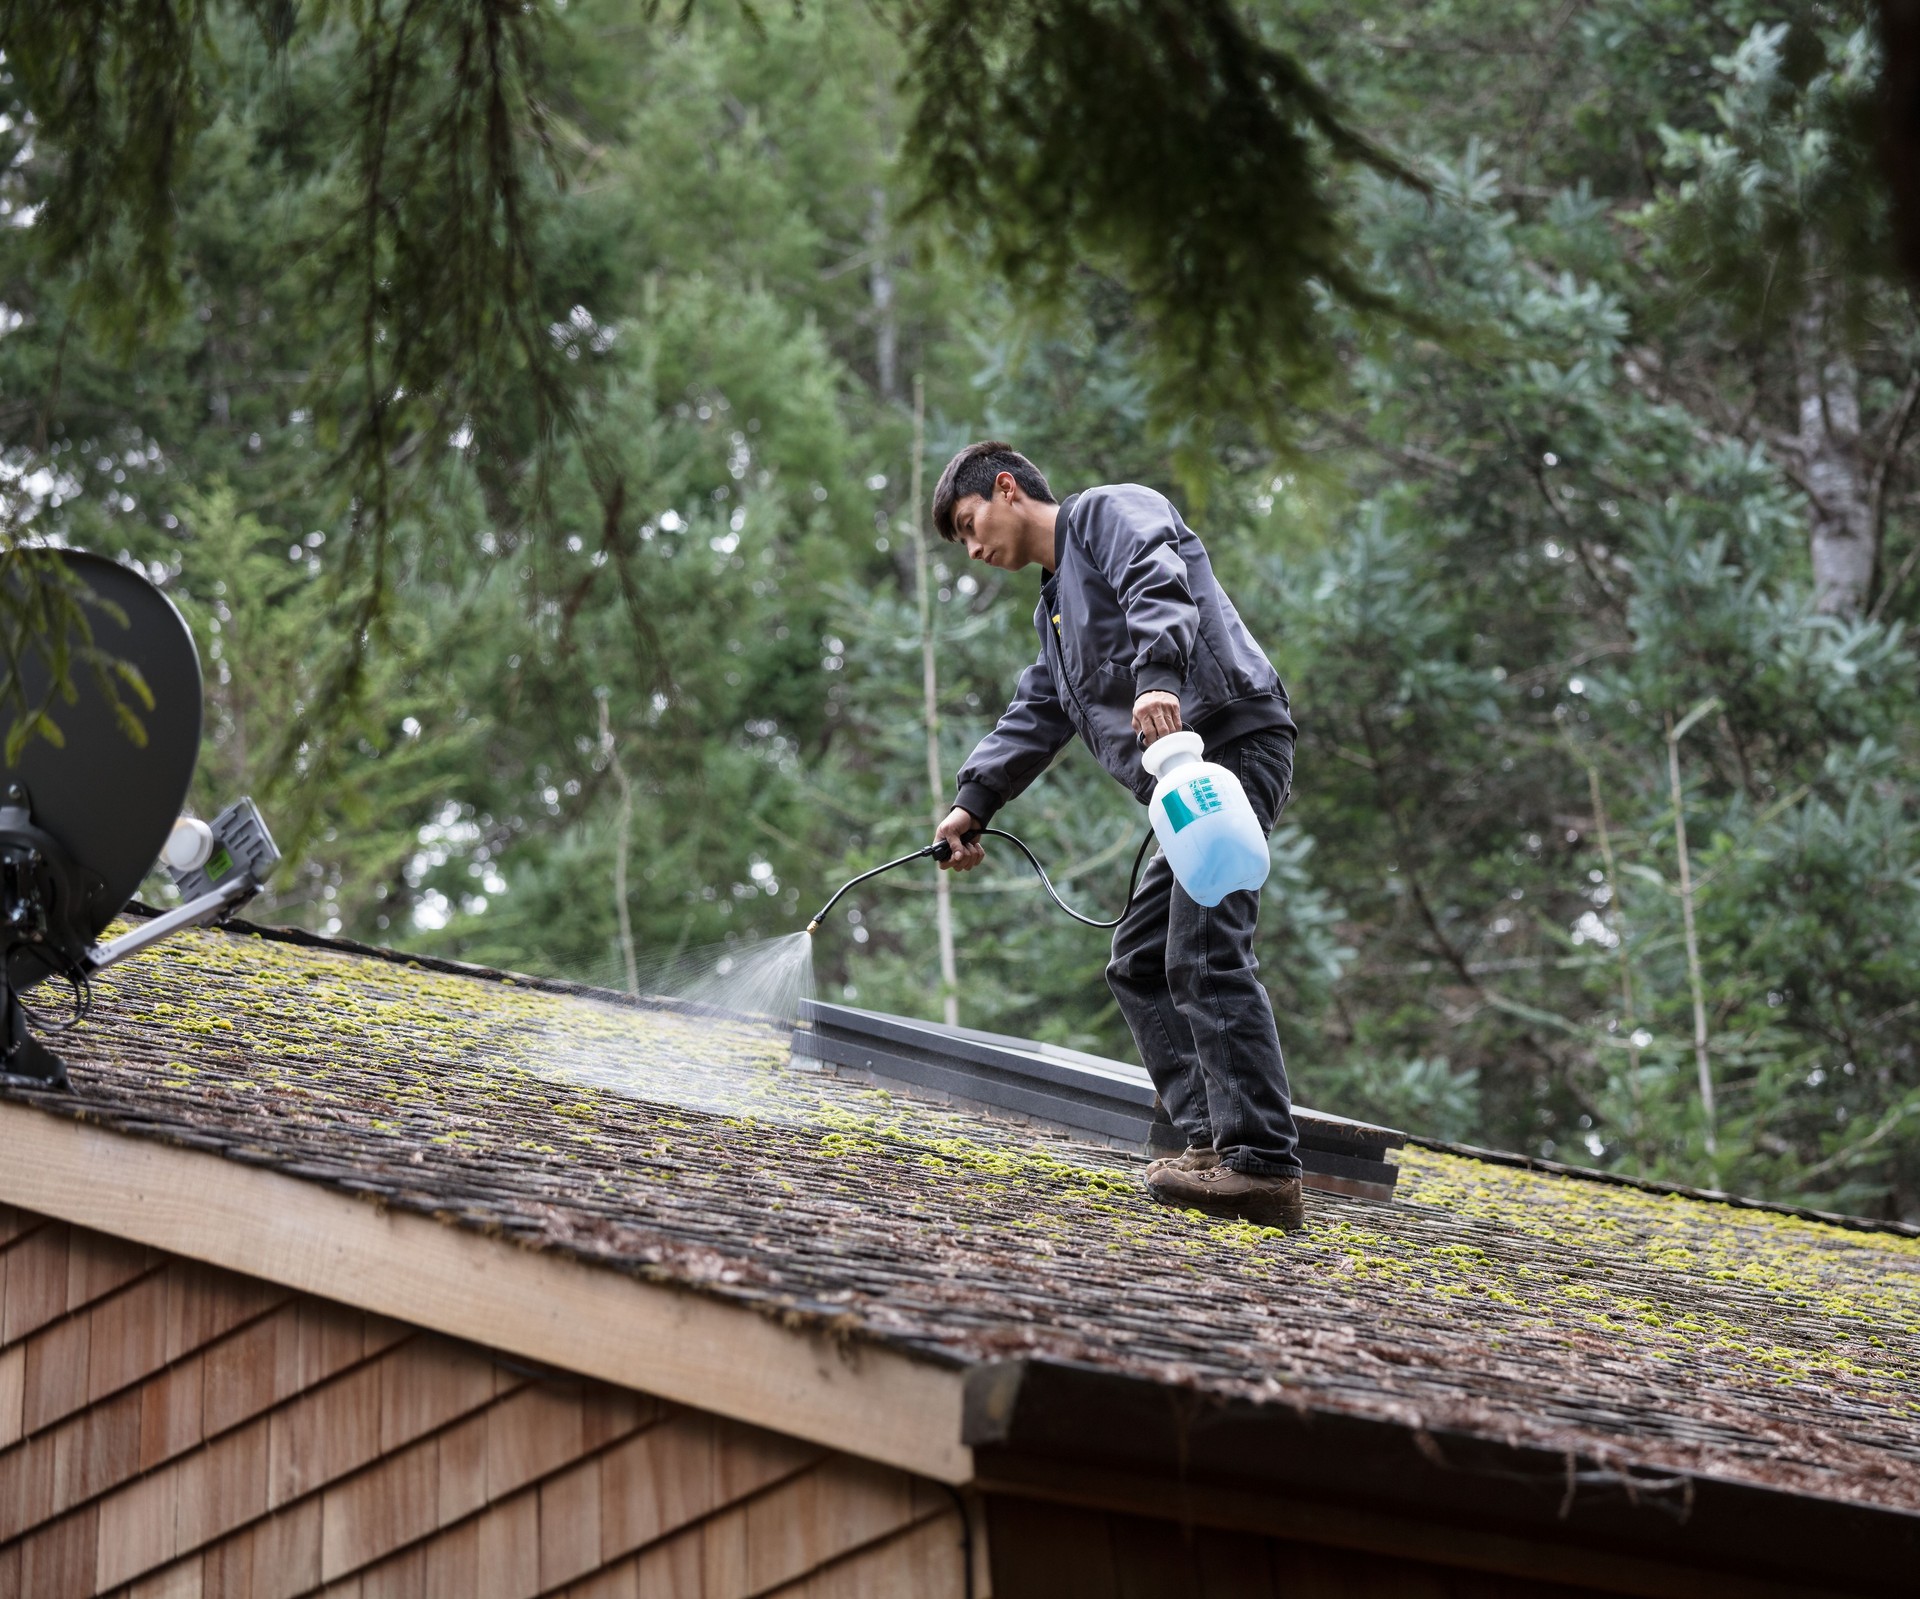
[3,550,204,936]
[0,549,279,1088]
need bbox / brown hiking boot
[1144,1146,1220,1181]
[1147,1164,1306,1232]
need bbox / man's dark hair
[931,442,1056,541]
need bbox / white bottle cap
[162,816,215,873]
[1140,729,1204,779]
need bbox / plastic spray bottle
[1140,731,1272,906]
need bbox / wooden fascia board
[0,1102,973,1484]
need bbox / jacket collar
[1044,492,1080,588]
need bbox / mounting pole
[0,985,69,1089]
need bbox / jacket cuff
[1134,664,1184,698]
[953,783,1001,827]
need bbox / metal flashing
[795,999,1405,1200]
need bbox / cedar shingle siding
[0,1206,965,1597]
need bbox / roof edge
[1410,1136,1920,1240]
[0,1097,972,1484]
[965,1360,1919,1598]
[122,901,790,1034]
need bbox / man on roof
[931,442,1307,1231]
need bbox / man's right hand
[935,807,985,871]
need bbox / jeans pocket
[1233,733,1294,832]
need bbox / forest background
[2,0,1918,1221]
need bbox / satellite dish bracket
[83,876,257,977]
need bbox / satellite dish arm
[84,797,282,978]
[83,876,255,976]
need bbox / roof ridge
[1412,1135,1920,1240]
[121,901,782,1030]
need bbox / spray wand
[806,826,1154,936]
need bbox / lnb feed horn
[0,549,277,1092]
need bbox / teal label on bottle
[1162,777,1221,834]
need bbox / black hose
[958,826,1154,929]
[805,824,1154,934]
[804,842,945,934]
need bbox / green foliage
[1,0,243,331]
[904,0,1416,440]
[0,535,152,762]
[1314,1055,1482,1146]
[1,0,1393,701]
[1238,3,1920,1213]
[0,0,580,750]
[1643,17,1889,333]
[2,0,572,470]
[155,483,460,919]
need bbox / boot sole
[1146,1181,1305,1233]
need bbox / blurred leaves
[0,533,150,763]
[1641,18,1889,335]
[903,0,1420,439]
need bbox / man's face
[951,479,1028,570]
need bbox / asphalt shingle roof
[11,919,1919,1515]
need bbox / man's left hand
[1133,689,1183,745]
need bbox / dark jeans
[1106,729,1302,1177]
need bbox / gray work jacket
[953,485,1295,823]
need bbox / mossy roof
[13,920,1920,1515]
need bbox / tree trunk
[598,695,639,997]
[1794,292,1876,617]
[911,376,960,1027]
[868,187,898,404]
